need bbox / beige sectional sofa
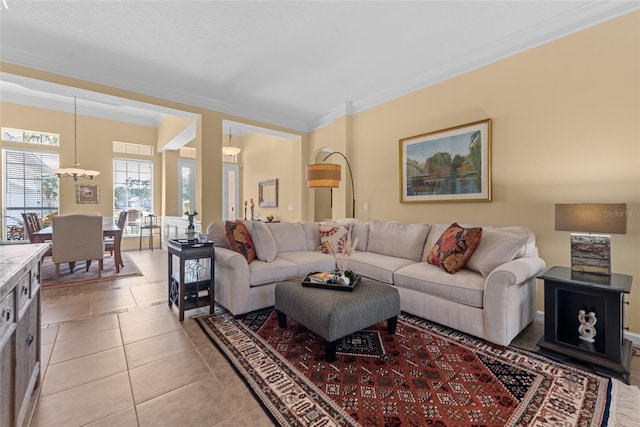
[206,219,545,346]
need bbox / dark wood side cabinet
[537,266,633,384]
[0,243,49,427]
[168,239,215,321]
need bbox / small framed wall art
[76,184,100,204]
[399,118,492,203]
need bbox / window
[2,148,59,241]
[179,158,195,216]
[2,127,59,146]
[113,159,153,235]
[113,141,153,156]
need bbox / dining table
[32,224,124,272]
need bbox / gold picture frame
[76,184,99,204]
[399,119,492,203]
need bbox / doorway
[178,158,196,215]
[222,162,240,220]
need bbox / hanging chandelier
[222,127,241,156]
[52,96,100,181]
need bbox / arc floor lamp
[306,151,355,218]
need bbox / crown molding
[2,1,638,134]
[314,1,640,131]
[0,71,196,127]
[1,48,311,132]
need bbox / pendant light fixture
[222,126,241,156]
[52,96,100,181]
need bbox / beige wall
[0,61,307,227]
[0,12,637,333]
[0,102,159,217]
[309,12,640,333]
[308,115,352,220]
[161,149,180,217]
[158,115,203,218]
[239,132,302,222]
[0,62,228,227]
[0,102,165,250]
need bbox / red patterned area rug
[41,253,142,287]
[197,308,639,426]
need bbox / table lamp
[555,203,627,275]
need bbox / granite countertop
[0,244,49,298]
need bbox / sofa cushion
[207,221,230,249]
[249,258,298,287]
[422,223,450,261]
[278,251,335,278]
[336,219,370,251]
[251,221,277,262]
[266,222,308,253]
[347,251,415,284]
[427,223,482,274]
[301,222,321,251]
[367,220,430,262]
[394,262,485,308]
[319,224,351,253]
[466,228,529,277]
[493,226,537,258]
[225,220,256,263]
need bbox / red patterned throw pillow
[225,221,256,263]
[427,223,483,274]
[319,224,351,254]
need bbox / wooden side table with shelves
[537,266,633,384]
[167,239,215,321]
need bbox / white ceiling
[1,1,638,132]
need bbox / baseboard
[535,310,640,347]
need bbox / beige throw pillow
[206,221,230,249]
[367,220,430,262]
[466,228,529,277]
[251,221,277,262]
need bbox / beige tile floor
[29,250,274,427]
[26,250,639,426]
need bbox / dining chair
[22,212,52,257]
[22,212,41,239]
[105,211,127,267]
[52,214,104,281]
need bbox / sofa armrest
[215,246,247,267]
[486,256,546,288]
[214,247,250,314]
[483,256,546,346]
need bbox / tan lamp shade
[306,164,341,188]
[555,203,627,234]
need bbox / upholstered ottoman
[275,278,401,362]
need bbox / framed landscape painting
[399,119,492,203]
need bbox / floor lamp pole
[322,151,355,218]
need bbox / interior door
[222,163,240,220]
[178,159,196,215]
